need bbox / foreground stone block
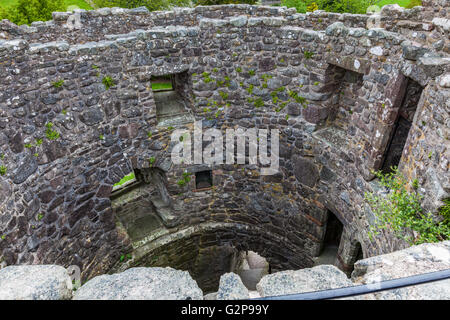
[352,241,450,300]
[0,265,72,300]
[217,273,249,300]
[73,267,203,300]
[256,265,353,297]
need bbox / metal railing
[254,269,450,300]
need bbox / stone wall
[1,241,448,300]
[0,3,448,285]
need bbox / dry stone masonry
[0,241,448,300]
[0,1,449,293]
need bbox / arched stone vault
[0,2,448,282]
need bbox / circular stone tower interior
[0,1,449,293]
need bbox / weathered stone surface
[352,241,450,300]
[402,44,430,61]
[73,267,203,300]
[79,107,104,126]
[216,273,249,300]
[256,265,353,297]
[0,265,72,300]
[439,74,450,88]
[12,156,38,184]
[293,156,319,187]
[0,1,448,289]
[0,180,12,204]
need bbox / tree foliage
[281,0,422,14]
[0,0,65,25]
[194,0,257,5]
[93,0,191,11]
[365,167,449,245]
[93,0,257,10]
[405,0,422,9]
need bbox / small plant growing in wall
[219,91,229,100]
[177,172,191,187]
[148,157,156,166]
[0,165,6,176]
[119,253,132,262]
[45,122,60,140]
[365,167,449,245]
[254,97,264,108]
[202,72,212,83]
[303,50,315,59]
[102,76,114,90]
[52,79,64,88]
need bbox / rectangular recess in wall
[152,71,194,127]
[380,78,423,174]
[195,170,213,190]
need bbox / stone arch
[334,227,366,276]
[110,222,313,292]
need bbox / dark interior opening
[195,170,213,189]
[323,210,344,248]
[355,242,363,261]
[381,116,412,173]
[381,78,423,174]
[314,210,344,267]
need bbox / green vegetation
[254,97,264,108]
[52,79,64,88]
[119,253,132,262]
[148,156,156,166]
[64,0,92,10]
[102,76,114,90]
[0,165,6,176]
[151,82,173,91]
[113,172,136,188]
[195,0,257,5]
[93,0,191,12]
[303,50,314,59]
[281,0,422,14]
[0,0,92,25]
[366,167,449,245]
[45,122,60,140]
[0,0,64,25]
[0,0,16,7]
[177,171,191,187]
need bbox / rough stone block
[0,265,72,300]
